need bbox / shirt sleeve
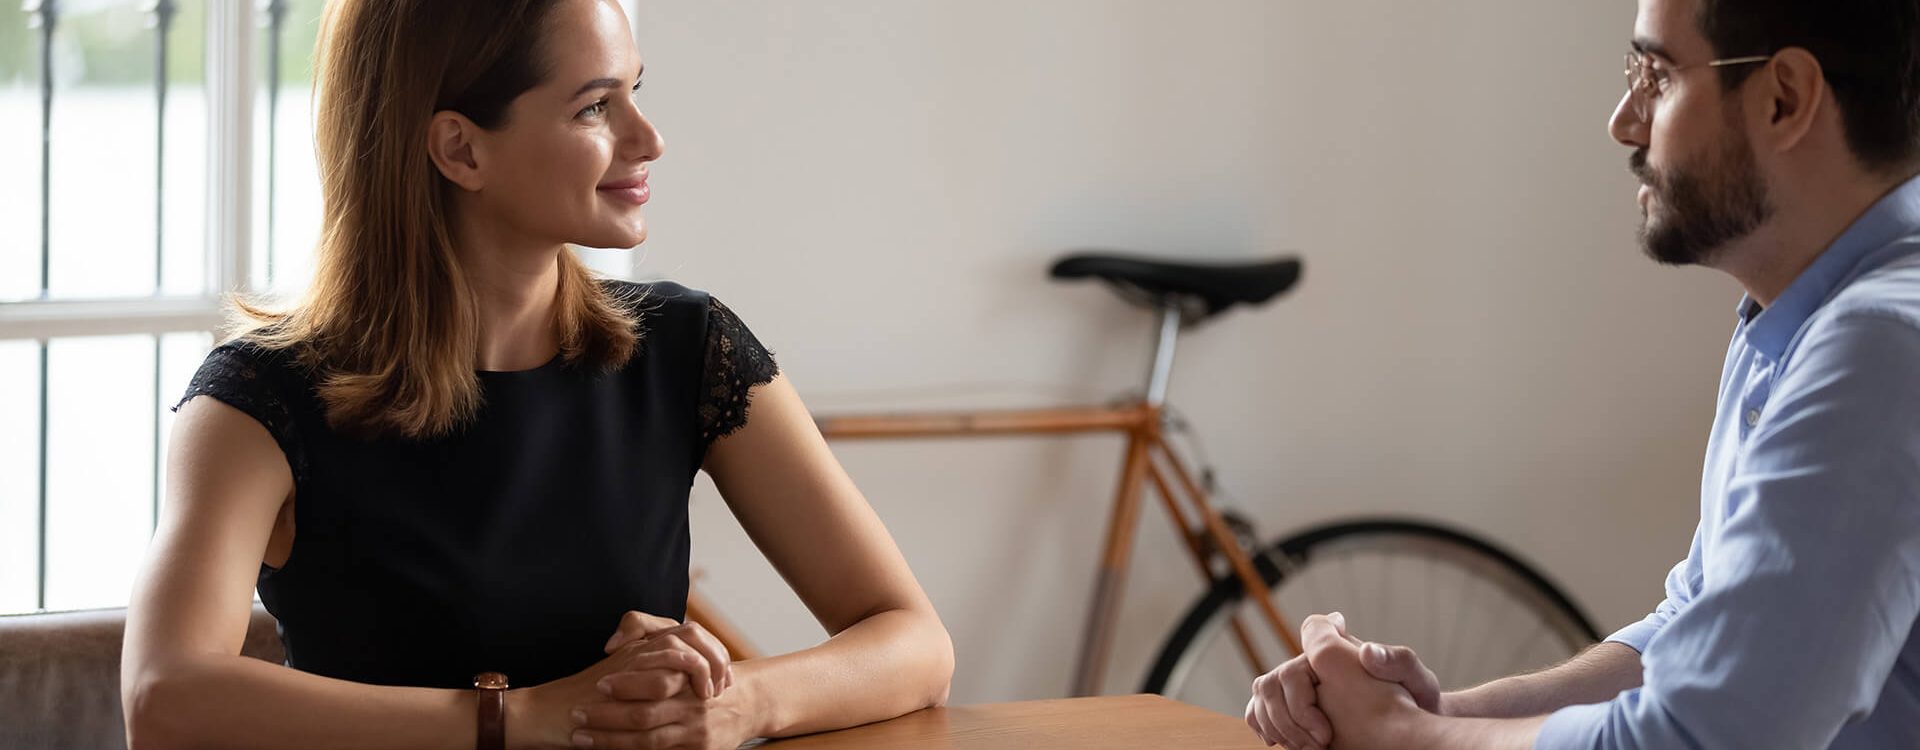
[1604,525,1704,654]
[1536,312,1920,750]
[696,296,780,446]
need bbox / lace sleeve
[697,296,780,445]
[174,342,307,482]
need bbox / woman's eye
[579,100,609,119]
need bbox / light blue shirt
[1535,174,1920,750]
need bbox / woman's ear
[426,111,486,191]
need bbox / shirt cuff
[1534,702,1611,750]
[1604,619,1661,654]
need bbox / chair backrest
[0,604,283,750]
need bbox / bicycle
[689,252,1601,716]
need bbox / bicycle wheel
[1143,519,1601,716]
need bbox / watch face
[473,671,510,690]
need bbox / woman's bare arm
[701,374,955,738]
[121,396,542,750]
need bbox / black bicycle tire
[1141,518,1602,694]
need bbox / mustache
[1629,148,1653,183]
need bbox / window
[1,0,327,614]
[2,0,641,615]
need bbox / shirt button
[1745,409,1761,427]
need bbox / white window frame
[0,0,255,341]
[2,0,258,614]
[4,1,645,613]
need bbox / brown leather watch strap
[473,671,508,750]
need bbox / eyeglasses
[1624,51,1772,121]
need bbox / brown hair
[235,0,638,439]
[1700,0,1920,174]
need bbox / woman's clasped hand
[521,611,755,750]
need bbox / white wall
[627,0,1737,703]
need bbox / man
[1245,0,1920,748]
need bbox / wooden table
[755,694,1266,749]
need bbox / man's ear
[1754,47,1826,156]
[426,111,486,192]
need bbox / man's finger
[1361,642,1443,713]
[1301,612,1371,687]
[1300,613,1356,655]
[1245,694,1271,745]
[1277,657,1332,746]
[1249,688,1287,747]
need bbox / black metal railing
[264,0,287,286]
[13,0,296,612]
[28,0,60,615]
[151,0,178,532]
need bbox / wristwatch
[473,671,509,750]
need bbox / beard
[1629,110,1775,267]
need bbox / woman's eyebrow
[570,69,645,99]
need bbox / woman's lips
[598,177,649,205]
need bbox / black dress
[174,281,778,689]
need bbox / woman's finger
[572,696,700,732]
[652,622,731,698]
[604,610,682,653]
[619,634,715,699]
[598,666,693,702]
[570,722,692,750]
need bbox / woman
[119,0,953,748]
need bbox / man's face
[1610,0,1775,267]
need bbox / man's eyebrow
[570,69,645,99]
[1631,37,1674,62]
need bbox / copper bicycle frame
[687,305,1302,696]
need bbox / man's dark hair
[1699,0,1920,172]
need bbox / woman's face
[470,0,663,250]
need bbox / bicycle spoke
[1438,564,1477,681]
[1382,548,1397,644]
[1298,556,1330,633]
[1226,611,1268,679]
[1341,552,1361,622]
[1422,551,1437,655]
[1455,581,1499,686]
[1154,525,1594,717]
[1502,622,1550,677]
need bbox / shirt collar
[1740,173,1920,360]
